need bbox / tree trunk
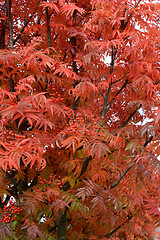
[58,208,67,240]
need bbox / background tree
[0,0,160,239]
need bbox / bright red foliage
[0,0,160,239]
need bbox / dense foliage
[0,0,160,239]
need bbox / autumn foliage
[0,0,160,239]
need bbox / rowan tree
[0,0,160,239]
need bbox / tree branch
[13,9,37,45]
[135,0,142,8]
[0,20,6,49]
[79,156,93,178]
[110,46,117,74]
[102,84,111,118]
[9,73,15,92]
[69,0,83,110]
[157,14,160,26]
[101,214,133,238]
[2,24,27,44]
[111,166,132,188]
[110,132,153,189]
[3,170,17,184]
[144,135,153,148]
[0,3,6,49]
[58,3,79,239]
[46,6,51,47]
[7,0,13,50]
[113,104,142,134]
[102,77,129,116]
[62,155,93,192]
[101,46,117,118]
[115,78,128,98]
[58,208,67,240]
[101,4,132,119]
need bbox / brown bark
[7,0,13,50]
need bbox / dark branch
[58,208,68,240]
[38,80,45,91]
[2,24,27,44]
[46,6,51,47]
[113,104,142,134]
[157,14,160,26]
[115,79,128,97]
[144,136,153,148]
[102,77,129,116]
[101,214,133,238]
[58,3,78,239]
[27,174,39,189]
[62,156,92,191]
[72,96,80,110]
[110,131,154,189]
[135,0,142,8]
[10,74,15,92]
[101,5,131,119]
[71,6,80,109]
[0,12,6,49]
[3,170,17,184]
[111,166,132,188]
[7,0,13,50]
[102,84,111,118]
[79,156,92,178]
[101,46,117,118]
[13,12,36,45]
[110,46,117,74]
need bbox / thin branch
[101,4,131,119]
[53,33,59,41]
[110,46,117,74]
[0,3,6,49]
[71,5,80,109]
[72,96,80,110]
[13,0,42,44]
[5,1,15,92]
[10,73,15,92]
[84,215,133,240]
[157,13,160,26]
[2,24,27,44]
[110,132,153,189]
[0,20,6,49]
[113,104,142,135]
[27,174,39,189]
[62,156,93,191]
[102,84,111,117]
[101,214,133,238]
[111,166,132,188]
[115,79,128,97]
[7,0,13,50]
[144,135,153,148]
[99,89,105,99]
[102,77,129,115]
[79,156,92,178]
[46,6,51,47]
[38,80,45,91]
[3,170,17,184]
[135,0,142,8]
[101,45,117,118]
[62,51,67,62]
[13,10,37,45]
